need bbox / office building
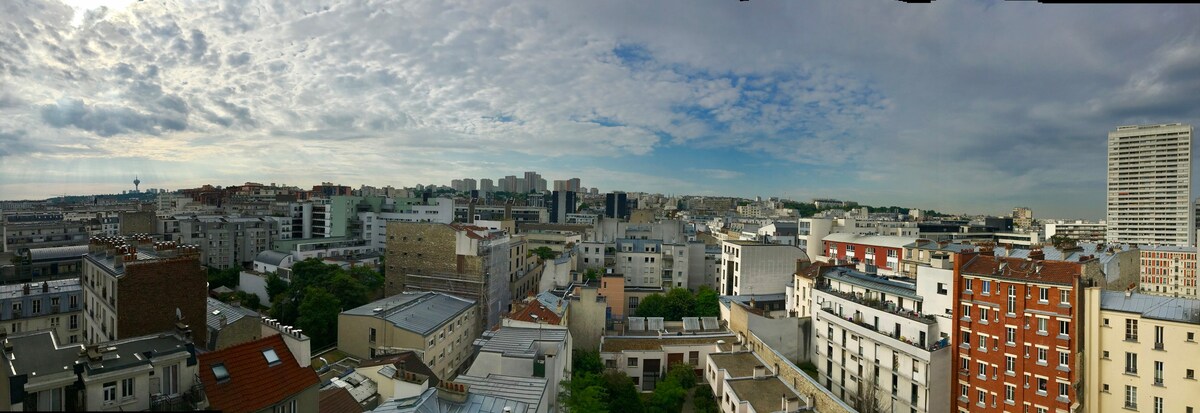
[1106,123,1194,246]
[546,191,576,224]
[605,192,630,220]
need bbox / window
[69,295,78,309]
[163,364,179,395]
[978,361,986,376]
[1007,286,1016,312]
[980,307,991,321]
[1154,326,1164,349]
[937,283,947,295]
[1059,351,1069,367]
[1126,352,1138,374]
[212,363,230,383]
[51,297,60,308]
[263,349,281,366]
[1127,319,1139,341]
[1037,347,1047,363]
[1154,396,1163,413]
[965,279,973,292]
[982,280,992,293]
[1037,317,1047,333]
[1059,320,1070,336]
[962,332,971,346]
[1006,327,1016,344]
[628,357,638,367]
[121,377,134,399]
[1005,384,1015,402]
[960,384,969,398]
[1037,377,1047,393]
[629,297,639,309]
[1124,386,1137,409]
[1187,369,1195,380]
[31,300,40,314]
[962,304,971,318]
[1039,287,1049,302]
[103,382,117,403]
[11,302,19,314]
[1060,289,1069,304]
[369,328,376,343]
[69,315,78,329]
[1006,356,1015,373]
[1154,361,1163,385]
[1189,332,1195,341]
[1059,382,1069,400]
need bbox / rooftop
[1138,244,1196,253]
[903,240,977,253]
[454,374,547,411]
[198,334,321,413]
[255,250,292,267]
[708,351,764,378]
[724,239,797,247]
[25,245,89,261]
[1100,290,1200,324]
[79,332,194,376]
[960,254,1082,286]
[600,333,735,352]
[477,327,568,358]
[318,387,363,413]
[207,297,260,331]
[3,330,84,380]
[343,292,476,336]
[824,233,923,249]
[358,351,441,388]
[822,267,921,301]
[726,376,803,413]
[0,278,81,298]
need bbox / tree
[573,350,604,376]
[297,287,341,349]
[265,272,289,302]
[349,266,384,295]
[560,373,609,413]
[634,293,668,319]
[663,288,695,320]
[695,285,720,317]
[601,370,643,413]
[693,385,719,413]
[531,246,557,260]
[327,272,370,310]
[206,266,240,290]
[665,363,695,390]
[854,367,891,413]
[646,376,686,413]
[583,268,601,282]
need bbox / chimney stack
[783,396,802,412]
[753,365,767,379]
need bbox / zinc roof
[1100,290,1200,324]
[343,292,476,336]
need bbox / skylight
[212,363,229,382]
[263,349,281,366]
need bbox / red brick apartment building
[822,233,924,276]
[952,248,1085,413]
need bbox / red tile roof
[319,387,362,413]
[507,299,563,325]
[198,334,320,413]
[960,254,1082,286]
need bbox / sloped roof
[342,292,476,336]
[206,297,259,331]
[507,300,563,325]
[198,334,320,413]
[454,374,547,411]
[358,351,441,388]
[960,254,1082,286]
[319,387,363,413]
[1100,290,1200,324]
[478,327,568,357]
[823,233,922,249]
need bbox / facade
[822,234,922,276]
[1044,221,1108,243]
[205,297,262,351]
[799,216,920,253]
[159,215,279,269]
[453,205,547,224]
[605,192,630,220]
[546,191,577,224]
[15,245,90,281]
[338,292,480,379]
[599,333,735,391]
[1106,123,1194,247]
[198,334,320,413]
[81,237,209,345]
[1013,208,1034,232]
[952,251,1085,413]
[2,214,93,253]
[0,278,83,343]
[1082,288,1200,413]
[360,198,455,251]
[719,240,809,296]
[899,240,976,278]
[705,352,808,413]
[1137,245,1197,298]
[384,222,530,330]
[0,329,204,411]
[811,266,952,413]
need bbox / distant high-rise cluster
[450,171,582,196]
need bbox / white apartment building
[360,198,454,251]
[1083,288,1200,413]
[718,240,808,296]
[812,266,952,413]
[798,216,919,253]
[1044,220,1108,243]
[1106,123,1194,247]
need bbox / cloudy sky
[2,0,1198,219]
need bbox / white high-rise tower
[1106,123,1194,246]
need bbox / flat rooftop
[708,352,763,378]
[727,376,802,413]
[455,373,547,411]
[342,292,475,336]
[600,333,735,352]
[0,278,80,298]
[477,327,568,358]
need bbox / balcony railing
[818,287,937,325]
[820,306,949,352]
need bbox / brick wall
[117,256,208,344]
[384,223,463,296]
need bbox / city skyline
[2,1,1200,219]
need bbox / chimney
[21,284,29,296]
[467,199,477,224]
[437,381,470,403]
[41,282,48,293]
[504,201,513,221]
[753,365,767,379]
[1029,248,1045,261]
[783,396,801,412]
[219,314,227,328]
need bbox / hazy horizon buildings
[1106,123,1194,247]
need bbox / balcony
[818,287,937,325]
[819,306,949,353]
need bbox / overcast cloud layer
[2,0,1199,218]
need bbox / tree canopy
[269,259,384,349]
[635,287,721,320]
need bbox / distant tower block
[133,175,141,192]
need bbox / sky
[2,0,1199,219]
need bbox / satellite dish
[176,308,182,321]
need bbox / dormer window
[263,349,281,366]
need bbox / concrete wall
[238,271,270,305]
[726,302,855,413]
[567,287,606,351]
[210,315,262,351]
[337,306,480,379]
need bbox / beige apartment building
[338,292,480,380]
[1083,287,1200,413]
